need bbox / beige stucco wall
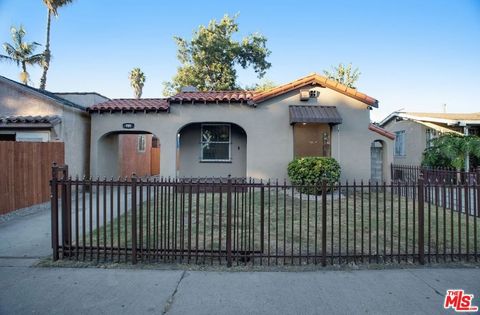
[90,86,393,182]
[382,119,426,165]
[0,79,90,176]
[178,123,247,178]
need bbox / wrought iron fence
[51,164,480,266]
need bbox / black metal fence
[51,164,480,266]
[391,164,477,184]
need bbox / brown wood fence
[0,141,64,215]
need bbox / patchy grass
[81,187,480,265]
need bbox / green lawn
[86,186,480,264]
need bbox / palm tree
[129,68,146,99]
[39,0,73,90]
[0,25,44,85]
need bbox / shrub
[287,157,341,194]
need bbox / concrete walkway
[1,203,480,314]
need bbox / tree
[163,14,271,96]
[0,25,44,85]
[323,63,361,88]
[39,0,74,90]
[244,78,276,92]
[129,68,146,99]
[422,133,480,170]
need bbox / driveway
[1,203,479,314]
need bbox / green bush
[287,157,341,194]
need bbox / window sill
[200,160,232,163]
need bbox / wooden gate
[0,141,64,214]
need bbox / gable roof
[251,73,378,107]
[88,99,169,112]
[380,111,480,127]
[89,73,378,112]
[167,73,377,107]
[0,75,86,112]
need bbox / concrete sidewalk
[1,202,479,315]
[0,266,479,314]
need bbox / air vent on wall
[299,89,309,101]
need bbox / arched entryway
[370,140,386,182]
[96,130,161,178]
[176,122,247,178]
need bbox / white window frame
[200,123,231,162]
[137,135,146,153]
[394,130,405,157]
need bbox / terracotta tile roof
[252,73,378,107]
[168,73,378,107]
[88,99,169,112]
[88,74,378,112]
[0,115,62,127]
[169,91,257,103]
[368,123,395,140]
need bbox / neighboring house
[0,75,103,176]
[88,73,394,182]
[379,111,480,166]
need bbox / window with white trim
[137,135,146,152]
[394,130,405,156]
[201,124,231,161]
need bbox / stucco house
[88,73,394,182]
[379,111,480,166]
[0,75,108,176]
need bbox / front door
[293,123,331,157]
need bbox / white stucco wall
[0,79,91,176]
[90,86,393,181]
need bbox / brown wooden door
[150,147,160,175]
[293,123,331,157]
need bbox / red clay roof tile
[169,91,257,103]
[368,123,395,140]
[88,99,169,112]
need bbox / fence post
[418,173,425,265]
[321,180,327,267]
[61,165,70,257]
[50,163,59,261]
[226,176,232,267]
[131,174,137,264]
[260,180,265,256]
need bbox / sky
[0,0,479,121]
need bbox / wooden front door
[293,123,331,157]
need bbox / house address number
[123,123,135,129]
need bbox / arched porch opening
[96,130,161,178]
[176,122,247,178]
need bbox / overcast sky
[1,0,479,121]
